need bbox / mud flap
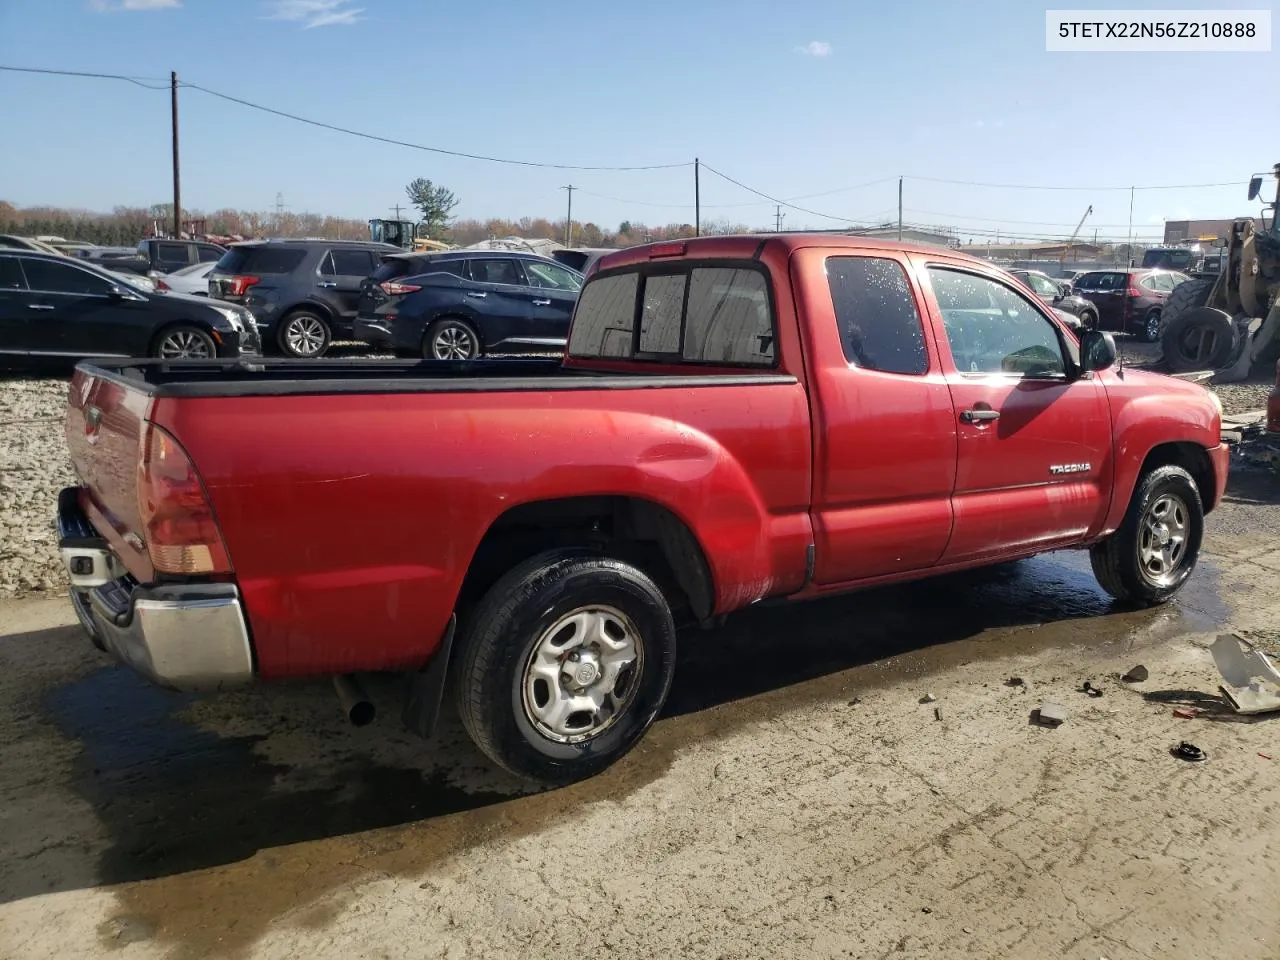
[401,614,457,739]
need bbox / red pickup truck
[58,235,1229,785]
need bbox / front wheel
[1090,465,1204,605]
[154,324,216,359]
[453,550,677,785]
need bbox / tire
[424,318,480,360]
[453,549,677,785]
[153,324,216,360]
[1162,306,1235,372]
[1142,308,1162,343]
[1089,465,1204,605]
[1080,307,1099,330]
[277,310,331,358]
[1161,277,1214,330]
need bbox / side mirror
[1080,329,1118,372]
[1248,175,1263,201]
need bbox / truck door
[796,249,959,583]
[916,260,1112,565]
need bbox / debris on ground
[1171,741,1207,762]
[1173,707,1201,719]
[1080,680,1104,698]
[934,707,943,722]
[1220,410,1268,444]
[1210,633,1280,715]
[1034,702,1067,727]
[1004,676,1025,688]
[920,692,937,704]
[1121,665,1149,683]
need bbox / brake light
[379,280,422,296]
[1127,277,1144,298]
[155,278,171,291]
[648,242,686,259]
[224,275,260,297]
[137,425,231,575]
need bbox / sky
[0,0,1277,244]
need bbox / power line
[1,65,692,172]
[0,64,171,90]
[699,163,875,224]
[903,207,1166,229]
[904,174,1242,192]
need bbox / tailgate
[65,368,157,583]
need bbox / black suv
[0,251,259,370]
[209,239,397,357]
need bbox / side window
[684,267,774,365]
[468,259,522,286]
[318,252,336,276]
[826,257,928,375]
[330,249,377,276]
[423,258,465,277]
[567,273,638,358]
[1025,273,1058,298]
[639,274,686,353]
[156,242,190,266]
[0,258,27,290]
[523,260,583,292]
[22,259,112,296]
[927,267,1065,377]
[197,245,224,263]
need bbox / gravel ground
[0,347,1271,598]
[0,377,75,597]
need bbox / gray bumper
[58,488,254,691]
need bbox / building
[957,240,1103,262]
[1163,218,1267,244]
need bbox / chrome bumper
[57,488,255,691]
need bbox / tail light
[137,425,231,575]
[224,275,260,297]
[379,280,422,296]
[155,278,171,291]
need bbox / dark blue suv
[354,251,583,359]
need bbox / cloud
[263,0,364,28]
[89,0,179,10]
[794,40,832,57]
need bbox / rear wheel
[277,310,330,358]
[154,325,215,360]
[453,550,677,785]
[424,319,480,360]
[1089,465,1203,605]
[1143,308,1163,343]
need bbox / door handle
[960,408,1000,423]
[466,291,487,299]
[317,281,337,289]
[27,304,55,310]
[532,298,551,306]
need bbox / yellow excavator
[368,219,454,253]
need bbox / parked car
[552,247,616,277]
[101,238,228,278]
[1009,269,1099,328]
[57,234,1228,786]
[209,239,398,358]
[0,251,259,369]
[155,261,215,297]
[1073,268,1191,342]
[355,251,584,359]
[0,234,158,291]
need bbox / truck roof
[593,233,978,273]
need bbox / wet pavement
[1,472,1279,958]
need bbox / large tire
[1162,307,1235,372]
[152,324,216,360]
[424,318,480,360]
[1089,465,1204,605]
[1161,277,1214,328]
[277,310,331,358]
[453,549,677,785]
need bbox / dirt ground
[1,468,1279,960]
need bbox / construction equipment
[1058,205,1093,266]
[368,218,454,253]
[1159,163,1280,380]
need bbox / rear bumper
[57,488,254,691]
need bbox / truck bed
[80,358,796,398]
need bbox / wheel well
[1140,442,1217,512]
[458,496,715,622]
[148,320,216,356]
[282,302,333,323]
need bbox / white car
[154,261,215,297]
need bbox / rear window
[568,264,775,367]
[215,246,307,275]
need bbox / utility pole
[897,176,903,242]
[171,71,181,239]
[390,204,404,219]
[694,158,701,237]
[774,205,786,232]
[560,185,576,247]
[1126,185,1135,266]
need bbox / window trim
[570,258,780,369]
[327,248,377,277]
[16,256,121,299]
[520,258,584,293]
[922,262,1079,381]
[825,253,932,377]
